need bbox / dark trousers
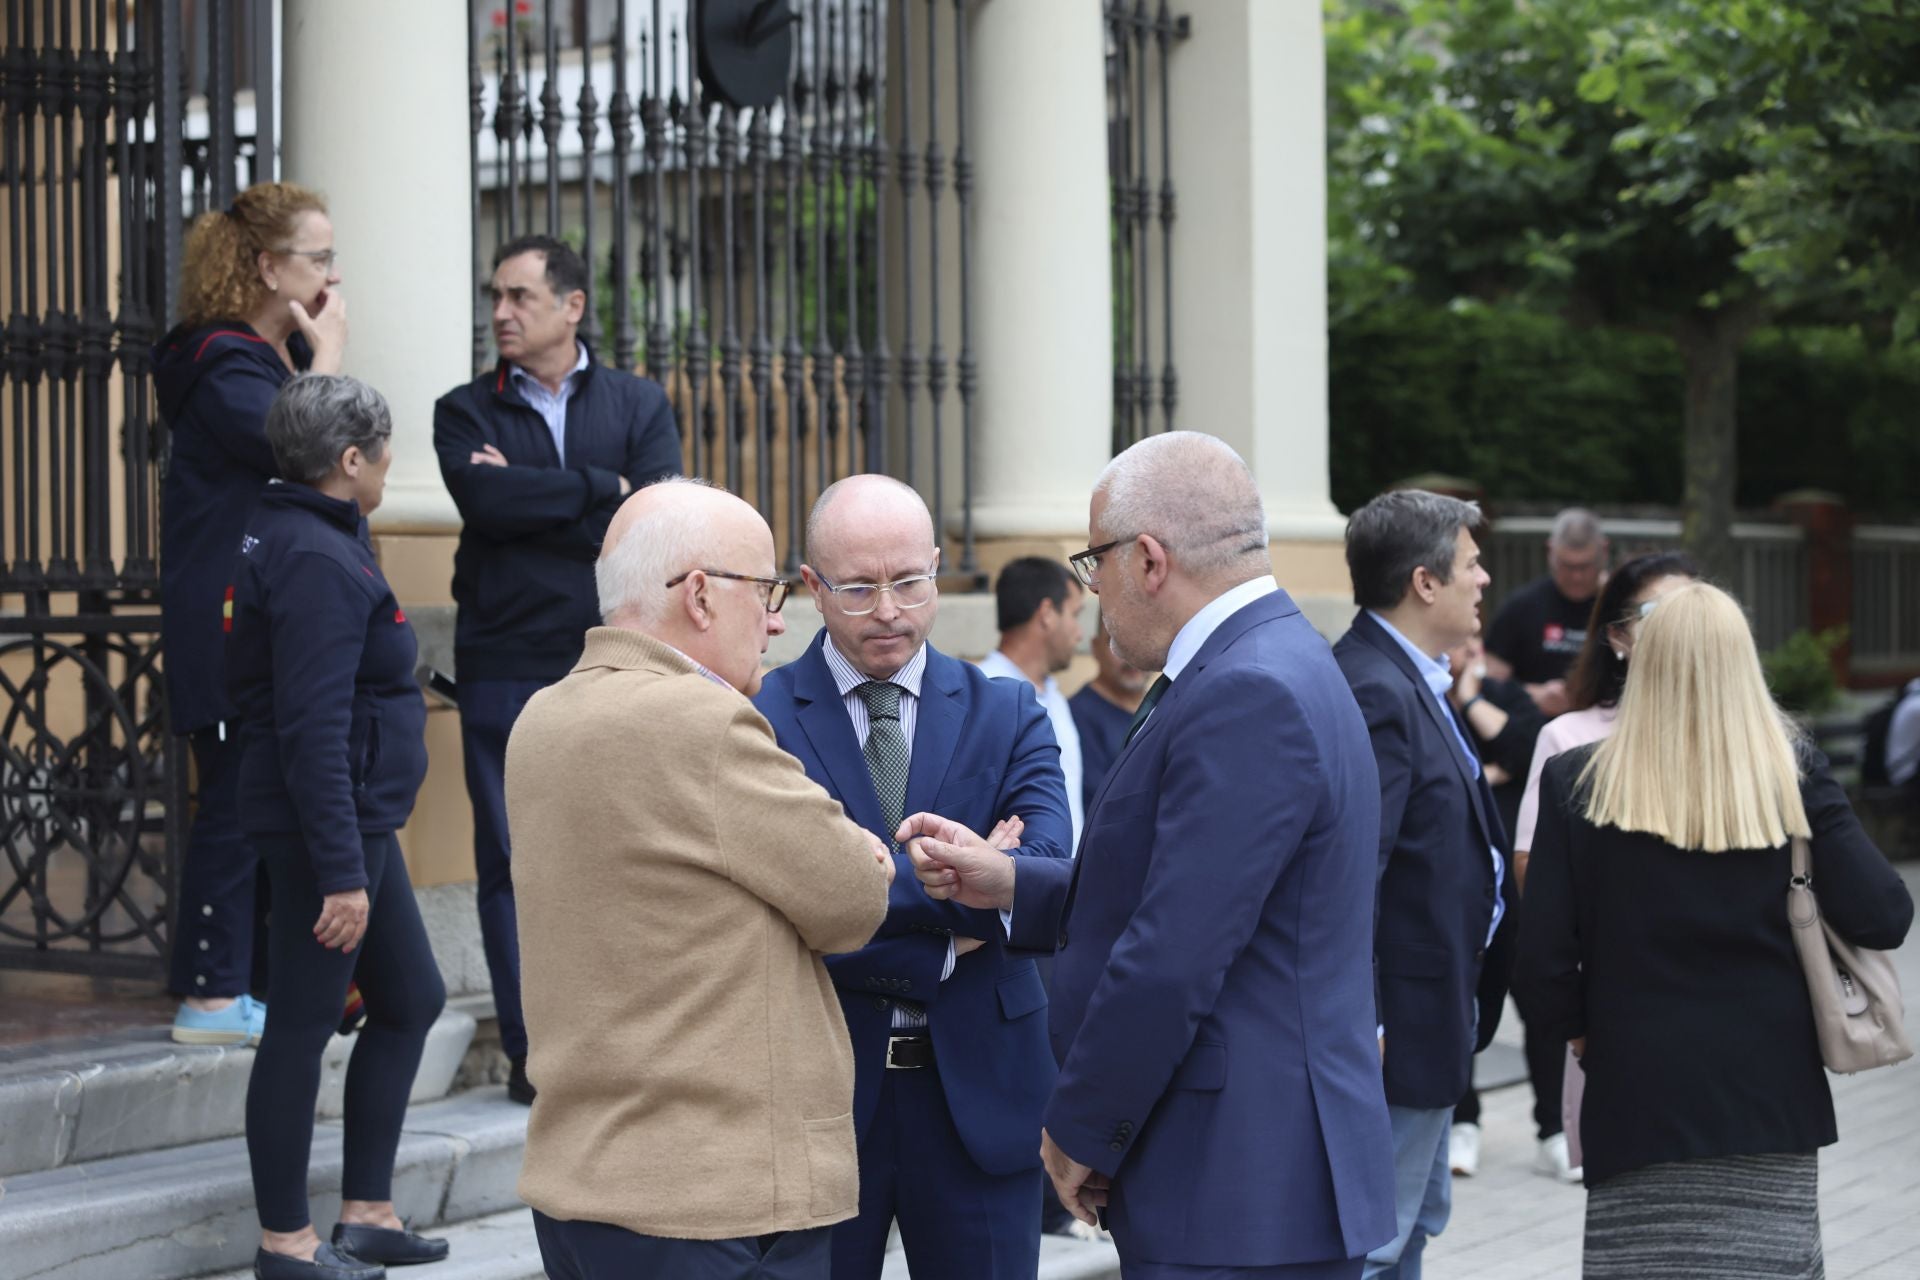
[169,728,263,999]
[1455,1014,1566,1138]
[533,1212,831,1280]
[832,1058,1042,1280]
[1113,1243,1363,1280]
[456,678,549,1062]
[246,831,446,1232]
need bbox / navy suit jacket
[753,635,1074,1175]
[1008,590,1396,1268]
[1332,610,1506,1110]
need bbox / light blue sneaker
[171,994,267,1046]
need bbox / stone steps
[0,1088,525,1280]
[0,1010,476,1179]
[203,1206,1124,1280]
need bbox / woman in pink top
[1513,550,1699,1177]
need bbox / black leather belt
[886,1034,934,1070]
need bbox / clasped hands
[883,810,1024,912]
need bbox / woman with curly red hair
[154,181,348,1046]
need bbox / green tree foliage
[1326,0,1920,576]
[1330,306,1920,516]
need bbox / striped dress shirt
[819,637,950,1027]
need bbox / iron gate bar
[950,0,972,573]
[1105,0,1187,450]
[861,0,886,477]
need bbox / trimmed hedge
[1328,302,1920,518]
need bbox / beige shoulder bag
[1787,836,1912,1074]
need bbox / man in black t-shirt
[1485,508,1608,715]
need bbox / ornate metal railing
[1105,0,1187,451]
[469,0,979,574]
[0,0,245,977]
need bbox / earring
[268,281,278,292]
[1613,649,1628,661]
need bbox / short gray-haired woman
[227,374,448,1279]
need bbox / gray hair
[1345,489,1483,610]
[264,373,391,485]
[1094,432,1269,581]
[1549,507,1605,549]
[595,477,719,624]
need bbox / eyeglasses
[664,569,791,613]
[1069,539,1126,590]
[278,247,338,271]
[814,566,937,616]
[1607,597,1659,636]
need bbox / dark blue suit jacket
[753,635,1074,1175]
[1008,590,1396,1268]
[1332,610,1505,1110]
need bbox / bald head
[598,478,767,626]
[1095,432,1268,585]
[596,478,787,693]
[806,474,936,566]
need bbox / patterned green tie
[859,680,910,835]
[1124,674,1173,746]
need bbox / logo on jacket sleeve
[222,586,234,633]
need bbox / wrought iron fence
[1105,0,1186,451]
[0,0,250,977]
[469,0,979,574]
[1481,515,1810,654]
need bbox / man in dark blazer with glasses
[898,433,1397,1280]
[752,474,1073,1280]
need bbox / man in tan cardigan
[507,479,893,1280]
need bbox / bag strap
[1791,834,1811,883]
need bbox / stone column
[964,2,1113,544]
[280,0,467,531]
[1168,0,1350,613]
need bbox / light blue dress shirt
[507,341,591,464]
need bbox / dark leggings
[246,830,446,1232]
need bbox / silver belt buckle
[886,1035,926,1069]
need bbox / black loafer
[331,1222,450,1267]
[506,1055,536,1106]
[254,1242,384,1280]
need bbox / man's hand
[1525,678,1570,717]
[863,830,897,885]
[895,812,1017,910]
[954,936,986,957]
[314,888,370,952]
[469,443,509,468]
[1041,1129,1106,1227]
[985,814,1024,851]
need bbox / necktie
[1124,674,1173,746]
[858,680,910,835]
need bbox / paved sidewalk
[1429,864,1920,1279]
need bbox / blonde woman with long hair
[1516,582,1911,1279]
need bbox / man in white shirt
[976,557,1087,848]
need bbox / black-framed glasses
[664,569,791,613]
[278,247,338,271]
[814,564,938,616]
[1069,539,1125,590]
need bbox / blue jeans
[1361,1105,1452,1280]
